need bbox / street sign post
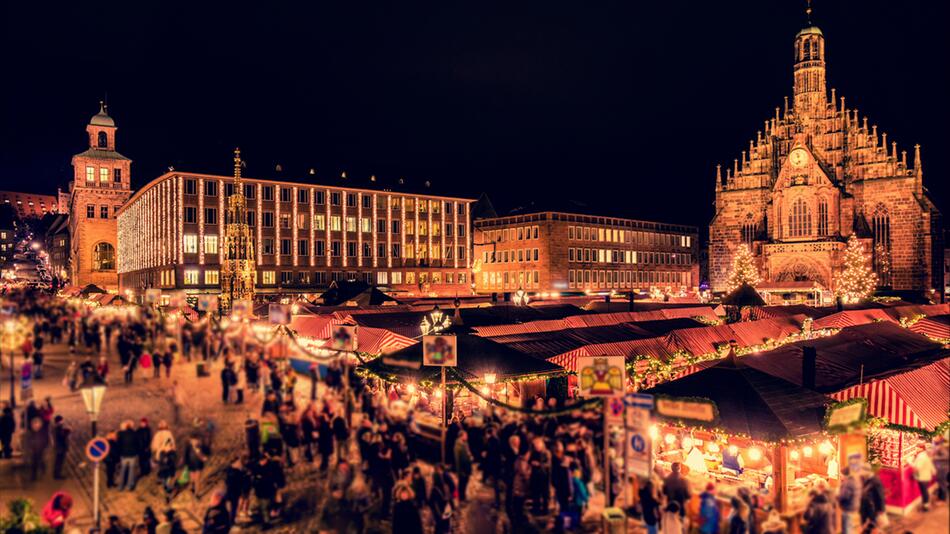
[86,437,110,531]
[625,393,654,478]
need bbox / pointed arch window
[741,213,757,244]
[817,198,829,236]
[871,204,891,284]
[788,198,811,238]
[97,131,108,148]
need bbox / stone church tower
[709,23,943,302]
[68,103,133,290]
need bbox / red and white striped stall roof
[812,309,895,330]
[829,359,950,431]
[908,315,950,341]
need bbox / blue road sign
[625,392,654,409]
[86,437,110,463]
[631,433,646,453]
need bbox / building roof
[645,354,831,441]
[362,333,564,383]
[89,102,115,127]
[73,148,130,161]
[796,25,824,38]
[741,322,949,393]
[316,280,400,307]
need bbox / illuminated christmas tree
[873,241,891,287]
[835,234,877,303]
[725,244,761,293]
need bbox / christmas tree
[725,244,762,293]
[835,234,877,303]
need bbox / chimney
[802,346,817,390]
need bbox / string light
[725,243,762,293]
[790,449,800,460]
[664,433,677,445]
[834,234,876,303]
[803,445,814,458]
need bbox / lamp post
[81,383,107,436]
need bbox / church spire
[233,147,243,183]
[793,2,826,117]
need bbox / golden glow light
[819,440,834,456]
[681,437,694,450]
[728,445,739,456]
[664,433,676,445]
[748,447,763,462]
[803,446,814,458]
[790,449,800,461]
[648,425,659,440]
[706,442,721,453]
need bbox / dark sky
[3,0,948,232]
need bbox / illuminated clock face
[789,148,809,168]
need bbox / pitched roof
[645,356,831,441]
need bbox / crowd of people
[2,288,949,534]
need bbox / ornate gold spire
[233,147,242,183]
[806,0,813,25]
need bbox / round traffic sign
[86,437,110,463]
[630,434,646,453]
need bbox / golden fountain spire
[233,147,243,183]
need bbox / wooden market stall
[644,353,839,520]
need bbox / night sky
[3,1,948,233]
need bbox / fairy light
[803,445,814,458]
[406,383,417,395]
[357,192,363,268]
[309,188,315,267]
[292,186,298,267]
[198,177,205,265]
[274,185,281,267]
[256,183,263,268]
[649,425,659,440]
[372,193,378,268]
[834,234,876,303]
[453,200,459,269]
[664,433,676,445]
[682,436,694,450]
[790,449,800,460]
[340,186,346,268]
[748,447,763,462]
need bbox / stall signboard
[231,299,252,319]
[824,398,867,434]
[330,325,358,352]
[577,356,626,397]
[626,393,654,478]
[168,291,187,308]
[197,295,219,313]
[422,334,457,367]
[655,397,717,423]
[145,289,162,305]
[269,303,292,325]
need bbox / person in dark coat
[860,467,886,534]
[331,411,349,464]
[51,415,72,479]
[663,462,691,518]
[1,401,16,458]
[224,456,250,523]
[429,468,453,534]
[136,418,153,477]
[454,431,475,502]
[202,491,232,534]
[639,478,662,534]
[104,431,120,488]
[251,454,285,526]
[317,414,334,472]
[802,488,834,534]
[392,474,425,534]
[27,416,50,481]
[116,420,141,491]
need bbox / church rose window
[93,242,115,271]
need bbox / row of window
[84,166,122,186]
[483,225,540,243]
[183,179,466,215]
[178,268,468,287]
[86,204,122,219]
[567,269,691,288]
[480,270,542,290]
[181,234,467,260]
[182,207,466,237]
[567,226,692,248]
[567,248,691,265]
[482,249,540,264]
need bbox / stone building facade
[68,103,133,290]
[474,211,698,294]
[709,25,943,302]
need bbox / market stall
[644,353,838,519]
[359,333,566,439]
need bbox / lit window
[183,234,198,253]
[184,270,199,285]
[204,270,219,285]
[204,235,218,254]
[100,168,109,185]
[86,167,95,184]
[314,214,326,231]
[262,270,276,285]
[331,216,342,232]
[346,217,356,233]
[93,242,115,271]
[361,218,371,233]
[280,214,291,229]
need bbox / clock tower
[68,102,133,290]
